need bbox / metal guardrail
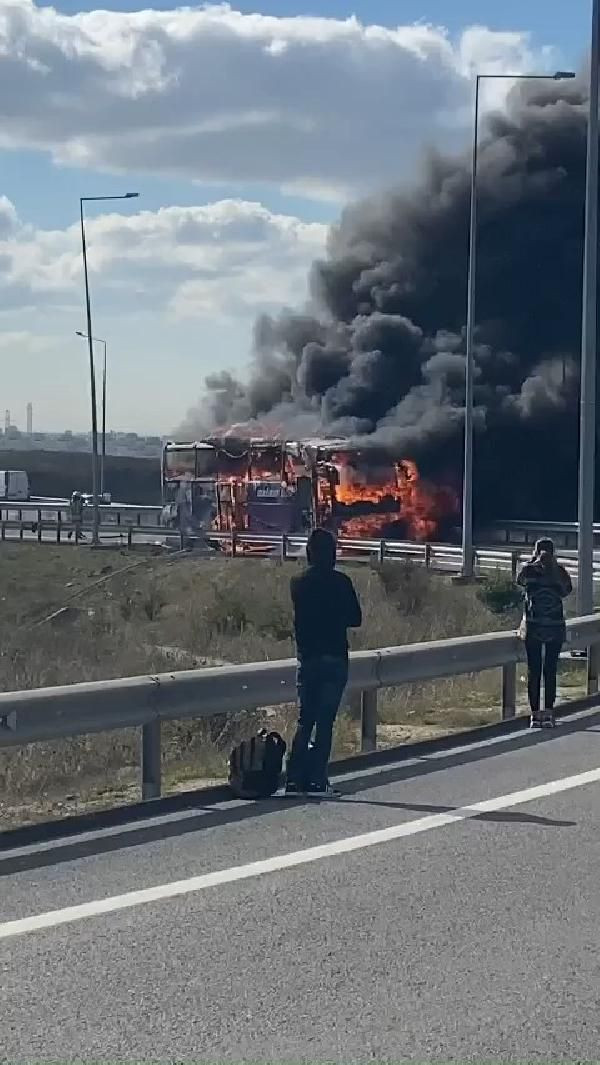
[488,520,600,549]
[3,519,600,582]
[0,518,169,546]
[1,615,599,801]
[0,502,163,528]
[3,506,598,548]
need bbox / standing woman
[517,538,572,728]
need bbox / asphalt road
[2,712,600,1061]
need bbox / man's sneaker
[542,710,556,729]
[306,780,341,797]
[284,781,304,797]
[530,712,543,729]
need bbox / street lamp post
[461,70,576,578]
[79,192,138,545]
[76,332,107,495]
[101,337,107,497]
[577,0,600,617]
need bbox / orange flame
[207,434,458,542]
[326,457,457,542]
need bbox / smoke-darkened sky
[182,76,595,521]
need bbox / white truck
[0,470,30,500]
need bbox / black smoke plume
[183,76,595,524]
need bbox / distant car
[0,470,30,501]
[81,492,112,506]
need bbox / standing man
[286,528,362,796]
[68,491,84,541]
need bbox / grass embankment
[0,546,586,826]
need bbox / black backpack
[228,729,287,799]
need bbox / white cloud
[0,329,51,352]
[0,194,18,237]
[0,1,555,199]
[0,196,327,319]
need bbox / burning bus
[161,438,312,539]
[160,441,219,534]
[206,437,310,537]
[297,441,459,542]
[161,437,458,543]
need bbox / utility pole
[79,198,101,547]
[577,0,600,616]
[78,192,138,544]
[461,70,575,578]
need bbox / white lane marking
[1,765,599,941]
[3,705,598,863]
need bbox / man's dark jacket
[290,564,362,660]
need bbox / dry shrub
[378,669,503,727]
[376,561,432,615]
[477,572,523,616]
[205,579,249,636]
[166,560,296,661]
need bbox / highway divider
[2,518,600,584]
[1,614,599,802]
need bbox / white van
[0,470,30,501]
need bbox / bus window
[196,449,219,478]
[164,447,196,479]
[249,446,282,479]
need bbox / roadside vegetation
[0,545,585,826]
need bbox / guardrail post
[360,690,378,752]
[231,530,237,558]
[424,543,432,568]
[37,520,42,544]
[280,535,288,563]
[56,516,61,543]
[511,551,519,580]
[19,520,24,542]
[378,540,385,565]
[141,719,161,800]
[501,662,517,720]
[587,642,600,696]
[127,526,133,550]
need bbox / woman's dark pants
[525,636,562,715]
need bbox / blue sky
[43,0,591,54]
[0,0,591,433]
[10,0,585,228]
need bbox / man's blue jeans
[287,655,349,787]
